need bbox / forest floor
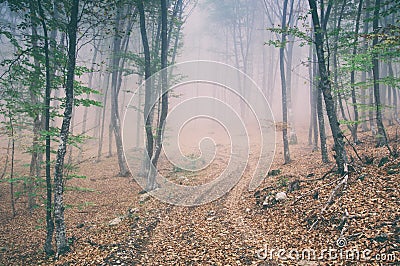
[0,126,399,265]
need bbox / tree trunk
[110,7,130,176]
[78,40,99,163]
[37,0,54,255]
[280,0,291,164]
[53,0,80,255]
[96,52,111,162]
[9,115,16,218]
[308,0,347,173]
[138,0,154,182]
[349,0,363,144]
[308,41,318,148]
[28,5,41,212]
[148,0,169,190]
[388,62,398,123]
[371,0,388,147]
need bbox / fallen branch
[322,163,349,213]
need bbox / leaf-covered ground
[0,127,399,265]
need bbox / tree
[308,0,347,173]
[109,1,134,177]
[36,0,55,255]
[279,0,291,164]
[371,0,388,147]
[53,0,80,254]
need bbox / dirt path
[1,128,399,265]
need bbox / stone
[275,192,288,201]
[109,217,122,226]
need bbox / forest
[0,0,399,265]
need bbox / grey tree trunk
[309,0,347,173]
[361,0,370,132]
[280,0,291,164]
[96,52,112,162]
[349,0,363,144]
[110,7,130,176]
[78,40,99,163]
[137,0,154,183]
[53,0,80,255]
[37,0,54,256]
[148,0,169,190]
[28,8,41,212]
[308,41,318,149]
[372,0,388,147]
[388,62,398,123]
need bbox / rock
[245,208,251,213]
[263,195,276,208]
[139,193,151,203]
[275,192,288,201]
[109,217,123,226]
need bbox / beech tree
[308,0,348,173]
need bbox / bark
[280,0,291,164]
[361,0,370,132]
[308,0,347,173]
[78,40,99,163]
[388,62,398,123]
[349,0,363,144]
[371,0,388,147]
[28,3,41,212]
[308,41,318,148]
[37,0,54,255]
[53,0,80,255]
[286,0,298,145]
[312,47,329,162]
[316,75,329,162]
[137,0,154,180]
[96,50,112,162]
[9,115,16,218]
[148,0,169,190]
[110,7,130,176]
[331,1,346,116]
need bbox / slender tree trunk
[309,0,347,173]
[308,42,318,148]
[280,0,291,164]
[9,115,16,218]
[388,62,398,123]
[110,7,130,176]
[372,0,388,147]
[148,0,169,189]
[316,75,329,163]
[349,0,363,144]
[96,54,111,162]
[28,8,41,212]
[37,0,54,255]
[313,48,328,161]
[361,0,370,132]
[138,0,154,181]
[53,0,80,255]
[78,41,99,163]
